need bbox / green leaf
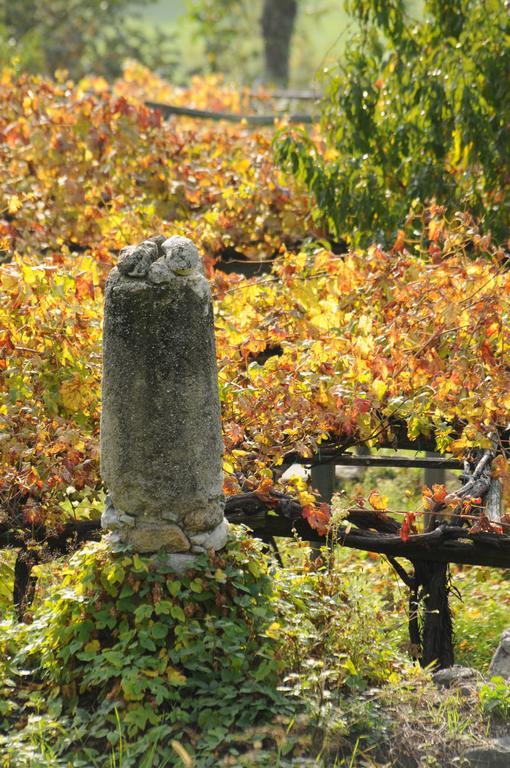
[167,580,181,597]
[134,604,153,623]
[170,605,186,622]
[150,622,168,640]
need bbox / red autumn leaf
[480,342,494,365]
[0,331,14,351]
[354,398,371,414]
[23,499,43,525]
[400,511,417,542]
[302,502,331,536]
[469,514,503,535]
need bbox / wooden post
[311,463,336,505]
[424,452,446,531]
[310,464,335,557]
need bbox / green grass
[453,567,510,671]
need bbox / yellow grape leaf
[372,379,387,401]
[21,264,37,286]
[368,491,389,511]
[60,376,87,412]
[1,271,18,291]
[141,668,159,677]
[266,622,281,639]
[298,491,316,507]
[223,459,235,474]
[8,195,22,214]
[166,666,187,685]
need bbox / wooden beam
[286,453,462,470]
[145,101,314,126]
[247,516,510,569]
[266,89,320,100]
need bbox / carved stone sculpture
[100,235,227,569]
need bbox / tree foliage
[0,0,177,79]
[276,0,510,245]
[186,0,263,79]
[186,0,323,85]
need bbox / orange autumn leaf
[225,422,244,446]
[223,475,240,495]
[432,484,448,503]
[423,484,448,509]
[75,276,95,300]
[391,229,406,253]
[254,478,273,502]
[492,455,508,479]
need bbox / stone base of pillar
[164,553,205,574]
[102,495,228,558]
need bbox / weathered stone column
[100,235,227,569]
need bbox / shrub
[1,528,286,765]
[480,676,510,719]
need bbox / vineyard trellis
[3,424,508,670]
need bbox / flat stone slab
[432,665,482,689]
[465,737,510,767]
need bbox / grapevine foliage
[0,65,509,540]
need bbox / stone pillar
[100,235,227,569]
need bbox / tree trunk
[261,0,298,87]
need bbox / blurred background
[0,0,421,88]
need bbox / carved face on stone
[116,234,202,283]
[162,236,201,276]
[118,240,159,277]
